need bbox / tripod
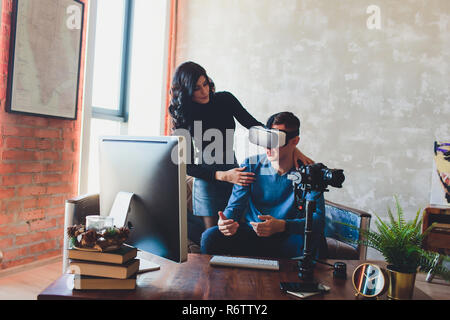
[292,187,348,282]
[288,162,346,282]
[293,187,319,281]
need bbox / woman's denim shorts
[193,178,233,217]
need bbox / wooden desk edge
[37,256,433,300]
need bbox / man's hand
[218,211,239,236]
[250,215,286,237]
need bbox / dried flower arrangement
[67,225,130,252]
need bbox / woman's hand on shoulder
[215,167,256,186]
[293,148,315,168]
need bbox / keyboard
[209,255,280,271]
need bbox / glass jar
[85,215,114,232]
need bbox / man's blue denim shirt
[223,154,325,235]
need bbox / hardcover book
[69,258,140,279]
[73,274,137,290]
[67,245,137,264]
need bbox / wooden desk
[38,253,431,300]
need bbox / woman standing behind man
[168,61,313,231]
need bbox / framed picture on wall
[430,141,450,207]
[6,0,84,120]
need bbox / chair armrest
[66,193,100,205]
[63,193,100,273]
[324,200,372,260]
[326,238,359,260]
[325,200,371,218]
[65,193,100,224]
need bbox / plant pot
[386,265,416,300]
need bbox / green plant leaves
[338,196,449,280]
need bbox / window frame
[91,0,134,122]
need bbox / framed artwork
[430,141,450,206]
[6,0,84,120]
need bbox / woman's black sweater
[180,91,263,181]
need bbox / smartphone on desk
[280,281,328,293]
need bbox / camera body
[287,162,345,193]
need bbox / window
[87,118,123,192]
[80,0,170,195]
[91,0,133,121]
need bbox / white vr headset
[248,126,299,149]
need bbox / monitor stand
[108,192,161,275]
[108,191,135,228]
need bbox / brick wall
[0,0,88,269]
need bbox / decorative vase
[386,265,417,300]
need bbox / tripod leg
[298,200,315,281]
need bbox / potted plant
[347,196,449,299]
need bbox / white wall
[175,0,450,259]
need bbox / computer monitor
[98,136,187,263]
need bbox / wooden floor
[0,257,448,300]
[415,272,450,300]
[0,258,63,300]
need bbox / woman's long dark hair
[168,61,214,131]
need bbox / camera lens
[324,169,345,188]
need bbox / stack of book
[68,244,140,290]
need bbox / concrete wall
[175,0,449,258]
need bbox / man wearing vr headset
[200,112,327,258]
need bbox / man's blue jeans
[200,223,325,259]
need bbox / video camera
[287,162,345,193]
